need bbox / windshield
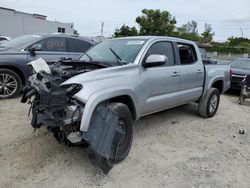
[0,34,42,48]
[231,59,250,70]
[79,39,146,65]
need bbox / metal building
[0,7,74,38]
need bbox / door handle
[171,72,180,77]
[196,69,202,74]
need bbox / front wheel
[0,69,22,99]
[198,88,220,118]
[108,102,134,163]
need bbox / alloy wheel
[209,95,218,113]
[0,73,18,98]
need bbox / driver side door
[140,41,181,116]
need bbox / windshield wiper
[85,52,93,62]
[109,48,126,65]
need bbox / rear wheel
[0,69,22,99]
[108,102,133,163]
[198,88,220,118]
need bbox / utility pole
[101,22,104,37]
[240,27,244,38]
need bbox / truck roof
[114,36,196,44]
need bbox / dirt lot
[0,94,250,188]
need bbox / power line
[177,18,250,22]
[209,27,250,29]
[211,24,250,27]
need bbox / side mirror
[143,54,168,68]
[29,44,42,56]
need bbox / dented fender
[73,86,138,132]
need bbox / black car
[0,34,97,99]
[230,58,250,90]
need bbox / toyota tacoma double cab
[21,36,231,172]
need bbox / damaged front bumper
[21,60,124,173]
[21,74,83,130]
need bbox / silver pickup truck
[21,36,231,172]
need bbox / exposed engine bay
[21,58,124,173]
[22,59,106,129]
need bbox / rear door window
[67,38,91,53]
[36,37,66,52]
[177,43,197,65]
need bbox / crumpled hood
[61,63,140,102]
[62,64,138,86]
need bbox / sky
[1,0,250,42]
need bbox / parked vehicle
[0,33,97,99]
[199,48,217,64]
[238,75,250,104]
[230,58,250,90]
[21,36,231,172]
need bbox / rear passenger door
[175,43,204,103]
[67,38,92,59]
[28,37,69,62]
[140,41,181,115]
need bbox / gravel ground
[0,94,250,188]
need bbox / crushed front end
[22,72,83,144]
[21,59,123,173]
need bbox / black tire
[198,88,220,118]
[0,69,22,99]
[108,102,133,163]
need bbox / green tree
[201,23,214,43]
[178,32,202,42]
[177,21,198,35]
[113,25,138,38]
[176,21,201,41]
[227,37,250,46]
[135,9,177,36]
